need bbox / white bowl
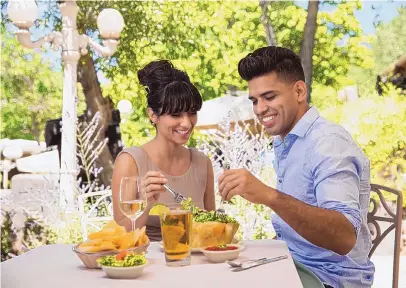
[159,238,244,254]
[200,244,244,263]
[101,261,148,279]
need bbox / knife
[231,255,288,272]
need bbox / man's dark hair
[238,46,305,83]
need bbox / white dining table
[1,239,304,288]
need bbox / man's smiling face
[248,72,306,138]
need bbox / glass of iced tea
[160,206,192,267]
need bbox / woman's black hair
[137,60,202,116]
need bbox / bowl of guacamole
[97,251,147,279]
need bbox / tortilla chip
[117,233,135,250]
[78,239,103,247]
[135,226,146,246]
[77,245,101,253]
[103,220,120,230]
[97,241,118,251]
[128,229,142,247]
[138,233,149,246]
[114,225,127,235]
[88,228,116,240]
[191,221,239,248]
[76,222,149,253]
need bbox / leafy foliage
[312,85,406,206]
[1,211,58,262]
[0,28,86,141]
[1,1,372,146]
[1,1,404,245]
[348,6,406,95]
[1,211,19,261]
[373,6,406,75]
[89,0,370,145]
[0,30,63,141]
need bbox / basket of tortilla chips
[73,221,149,269]
[181,198,239,249]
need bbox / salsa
[205,245,238,251]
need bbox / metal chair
[368,184,403,288]
[77,190,113,240]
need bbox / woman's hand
[141,171,168,209]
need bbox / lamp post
[7,0,124,213]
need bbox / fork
[231,255,288,272]
[216,160,230,214]
[163,184,186,203]
[216,200,226,214]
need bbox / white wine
[120,200,146,218]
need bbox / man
[218,46,374,288]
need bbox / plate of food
[73,220,150,269]
[157,198,241,253]
[98,251,148,279]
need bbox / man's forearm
[264,187,356,255]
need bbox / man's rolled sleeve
[310,134,364,237]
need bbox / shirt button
[277,233,282,238]
[278,179,282,183]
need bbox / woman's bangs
[160,82,202,115]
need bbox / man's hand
[218,168,357,255]
[218,168,272,204]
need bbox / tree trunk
[77,54,114,187]
[259,0,276,46]
[300,0,319,103]
[31,113,40,142]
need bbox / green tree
[2,0,372,163]
[348,6,406,96]
[373,6,406,75]
[98,1,371,145]
[300,0,320,102]
[0,29,65,141]
[312,85,406,206]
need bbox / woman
[112,60,216,241]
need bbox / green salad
[181,198,238,224]
[97,251,146,267]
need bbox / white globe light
[7,0,38,29]
[3,146,24,160]
[117,99,133,115]
[97,8,124,39]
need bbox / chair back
[77,190,113,240]
[367,184,403,288]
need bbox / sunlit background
[1,1,405,286]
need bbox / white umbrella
[197,93,255,128]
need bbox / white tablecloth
[1,239,303,288]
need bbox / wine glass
[119,176,147,231]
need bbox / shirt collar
[289,106,319,138]
[273,106,319,146]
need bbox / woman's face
[154,111,198,145]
